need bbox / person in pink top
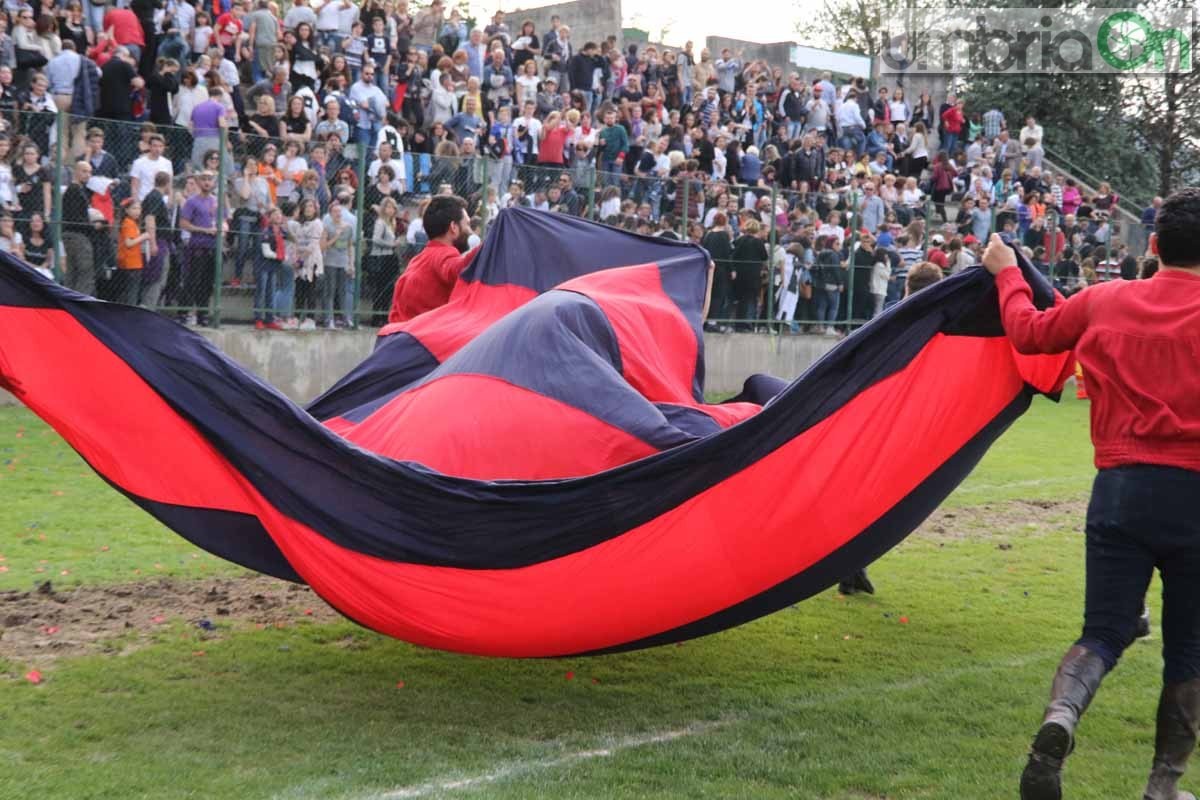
[1060,177,1082,216]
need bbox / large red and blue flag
[0,209,1070,656]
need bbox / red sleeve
[995,266,1090,355]
[435,244,479,287]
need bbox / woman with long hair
[290,22,324,91]
[365,195,400,325]
[287,198,325,329]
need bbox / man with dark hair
[387,195,478,323]
[983,187,1200,800]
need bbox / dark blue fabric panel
[459,207,709,292]
[653,404,724,439]
[576,390,1032,655]
[305,332,439,423]
[726,374,790,406]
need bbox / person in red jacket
[982,188,1200,800]
[388,195,477,324]
[939,97,965,157]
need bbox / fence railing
[2,109,1141,333]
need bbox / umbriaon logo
[1097,11,1192,71]
[880,7,1194,75]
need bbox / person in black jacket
[60,160,95,296]
[146,57,181,126]
[729,219,768,330]
[701,211,734,328]
[97,47,143,121]
[566,41,600,112]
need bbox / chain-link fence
[6,110,1143,332]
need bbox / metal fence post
[585,165,596,220]
[766,184,777,328]
[1047,209,1059,283]
[679,176,689,239]
[479,156,490,234]
[211,125,228,328]
[923,196,933,252]
[353,143,367,326]
[51,111,66,282]
[846,190,859,330]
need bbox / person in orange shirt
[115,199,150,307]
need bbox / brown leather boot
[1020,645,1109,800]
[1143,679,1200,800]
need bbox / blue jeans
[941,131,958,154]
[1078,466,1200,682]
[578,90,594,113]
[254,257,277,322]
[885,276,905,308]
[815,288,840,323]
[322,266,355,323]
[839,126,865,158]
[601,159,621,187]
[233,214,260,281]
[787,121,804,140]
[356,124,380,154]
[272,262,295,318]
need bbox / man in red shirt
[103,7,145,61]
[983,188,1200,800]
[388,195,477,324]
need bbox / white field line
[352,648,1059,800]
[375,719,739,799]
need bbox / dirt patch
[0,576,342,666]
[913,498,1087,542]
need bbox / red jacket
[103,8,144,47]
[388,241,478,323]
[996,266,1200,471]
[940,106,964,134]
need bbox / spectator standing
[714,48,739,94]
[982,106,1005,139]
[940,97,965,154]
[320,193,356,327]
[113,198,149,306]
[60,160,95,295]
[178,170,223,327]
[140,170,173,308]
[388,193,476,322]
[245,0,279,82]
[97,45,141,121]
[349,63,387,149]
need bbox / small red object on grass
[899,616,910,625]
[396,681,405,689]
[565,671,575,681]
[25,670,42,684]
[41,625,60,635]
[591,678,600,684]
[0,566,8,573]
[100,546,109,552]
[304,609,313,616]
[151,615,166,625]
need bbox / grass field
[0,395,1172,800]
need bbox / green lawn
[1,395,1169,800]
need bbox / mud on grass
[0,497,1089,668]
[0,576,341,665]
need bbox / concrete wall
[506,0,623,51]
[0,330,836,408]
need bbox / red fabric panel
[0,304,1035,656]
[331,374,659,480]
[561,265,699,404]
[378,282,538,362]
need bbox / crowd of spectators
[0,0,1146,330]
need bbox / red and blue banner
[0,209,1071,656]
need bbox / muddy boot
[1143,679,1200,800]
[1020,645,1109,800]
[851,568,875,595]
[1137,605,1153,639]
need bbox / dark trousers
[1079,465,1200,683]
[182,240,216,314]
